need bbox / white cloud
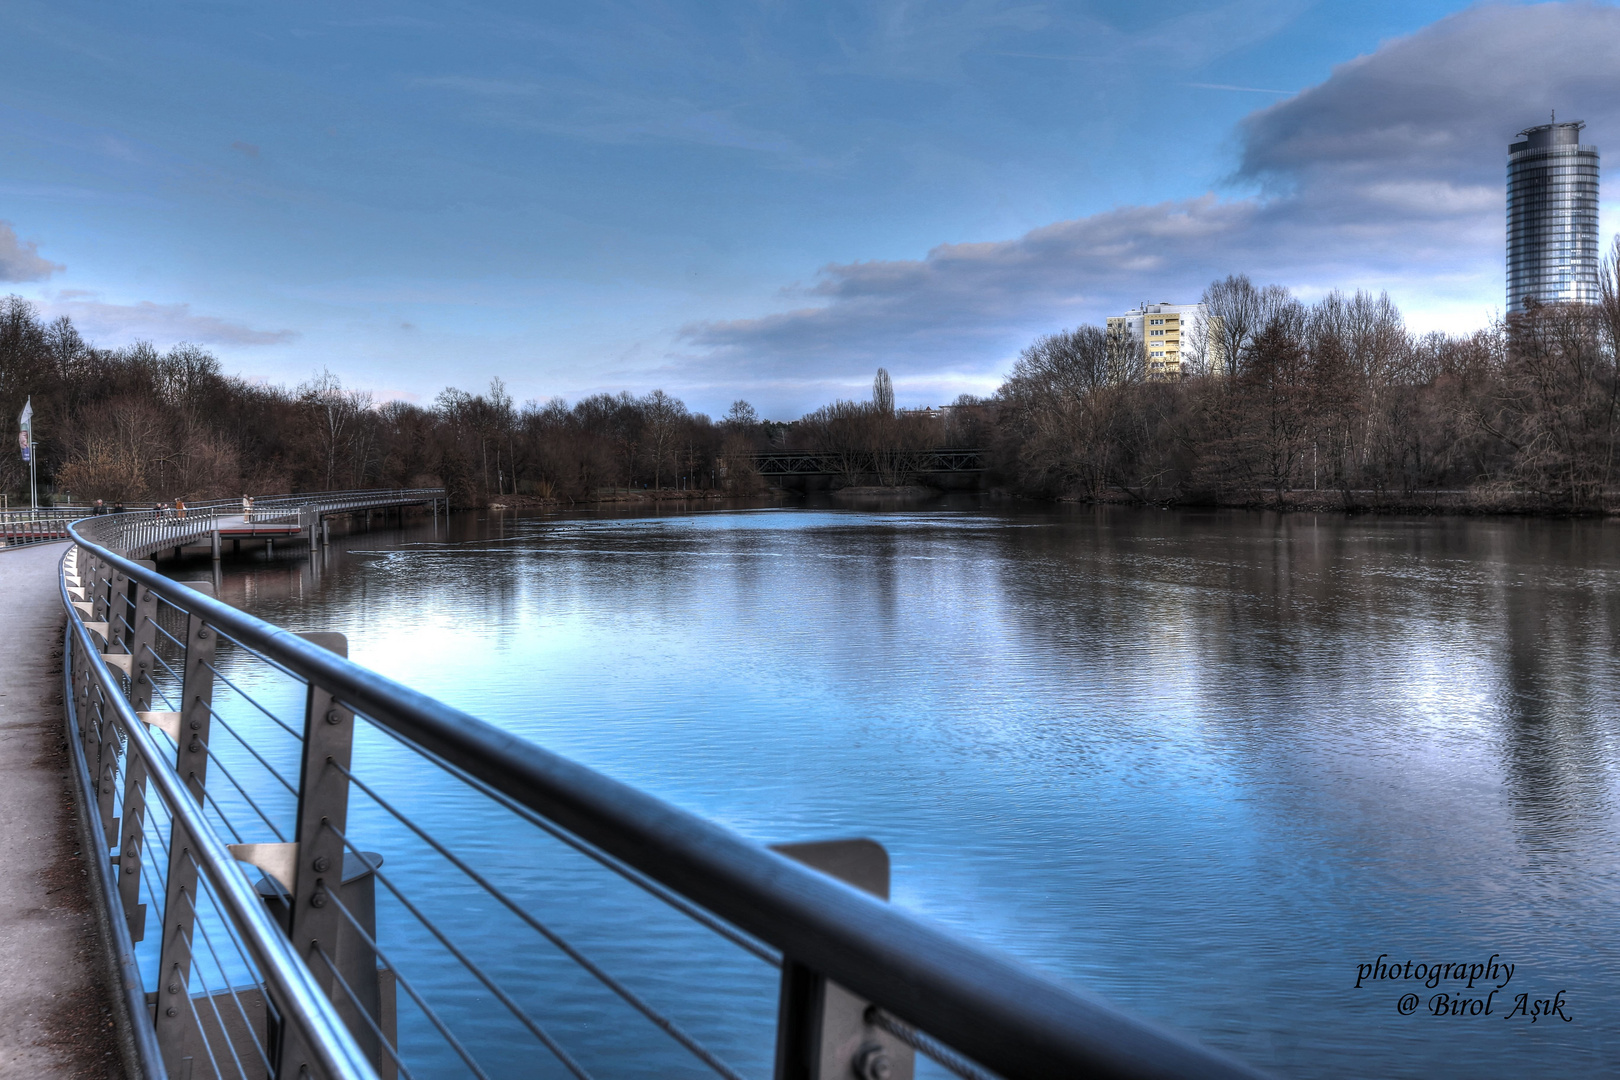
[680,3,1620,390]
[39,294,298,346]
[0,221,64,282]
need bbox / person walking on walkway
[113,500,125,513]
[175,497,186,520]
[92,499,106,515]
[243,494,254,523]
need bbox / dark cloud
[682,3,1620,387]
[0,221,64,281]
[41,296,298,346]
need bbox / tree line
[998,242,1620,512]
[4,237,1620,514]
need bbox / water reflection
[173,502,1620,1078]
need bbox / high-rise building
[1506,120,1600,313]
[1106,302,1222,379]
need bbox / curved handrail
[66,516,1269,1080]
[70,488,444,559]
[60,546,378,1080]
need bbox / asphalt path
[0,541,121,1078]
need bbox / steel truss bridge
[50,489,1264,1080]
[749,449,987,477]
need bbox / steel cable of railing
[308,943,416,1080]
[182,860,280,1078]
[178,917,251,1080]
[201,658,307,740]
[141,816,278,1068]
[149,615,190,652]
[169,727,291,840]
[179,965,231,1080]
[200,704,300,793]
[360,717,780,968]
[319,887,497,1080]
[200,779,263,844]
[143,795,276,1064]
[867,1006,1000,1080]
[142,652,183,707]
[141,739,315,1079]
[319,830,595,1080]
[330,764,749,1080]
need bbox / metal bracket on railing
[771,840,916,1080]
[232,842,300,893]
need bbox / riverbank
[486,488,787,510]
[1056,486,1616,516]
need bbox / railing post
[91,561,133,845]
[152,581,220,1075]
[277,632,367,1080]
[116,562,162,942]
[771,840,915,1080]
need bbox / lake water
[171,500,1620,1079]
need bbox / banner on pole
[17,397,31,463]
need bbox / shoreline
[479,484,1620,519]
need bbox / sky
[3,1,1619,417]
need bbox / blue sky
[3,1,1618,416]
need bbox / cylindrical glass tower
[1506,121,1600,313]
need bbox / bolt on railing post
[771,840,915,1080]
[152,581,220,1074]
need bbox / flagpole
[18,396,35,510]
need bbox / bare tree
[301,369,372,490]
[872,368,895,416]
[1201,275,1293,377]
[642,388,687,489]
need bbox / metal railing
[2,505,93,546]
[65,489,445,560]
[61,503,1269,1080]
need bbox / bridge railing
[1,505,93,546]
[60,489,445,559]
[62,509,1268,1080]
[240,488,446,525]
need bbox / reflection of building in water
[1106,302,1224,380]
[1507,119,1599,313]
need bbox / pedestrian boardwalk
[0,541,121,1077]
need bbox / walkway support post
[151,581,221,1074]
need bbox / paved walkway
[0,542,121,1078]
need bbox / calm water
[173,501,1620,1079]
